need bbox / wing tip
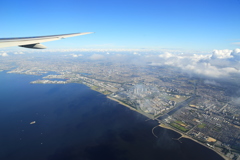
[78,32,95,35]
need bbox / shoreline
[1,64,235,159]
[107,96,137,111]
[26,77,231,160]
[106,94,229,160]
[106,96,154,119]
[159,124,229,160]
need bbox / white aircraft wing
[0,32,93,49]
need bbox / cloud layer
[151,49,240,78]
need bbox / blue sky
[0,0,240,52]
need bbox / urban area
[1,50,240,160]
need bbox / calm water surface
[0,72,223,160]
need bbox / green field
[91,85,99,90]
[175,120,187,126]
[197,123,206,129]
[170,122,189,132]
[102,90,111,95]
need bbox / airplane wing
[0,32,93,49]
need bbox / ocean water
[0,72,223,160]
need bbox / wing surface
[0,32,93,49]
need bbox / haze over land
[1,48,240,159]
[1,0,240,159]
[2,49,240,159]
[2,48,240,79]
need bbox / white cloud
[158,52,173,58]
[211,49,232,59]
[230,48,240,60]
[90,54,104,60]
[70,54,83,58]
[0,52,9,57]
[151,48,240,78]
[14,52,24,55]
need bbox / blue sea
[0,71,223,160]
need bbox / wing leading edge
[0,32,93,49]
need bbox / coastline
[20,76,231,160]
[106,96,154,119]
[1,71,232,159]
[106,94,229,160]
[107,96,136,111]
[159,123,229,160]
